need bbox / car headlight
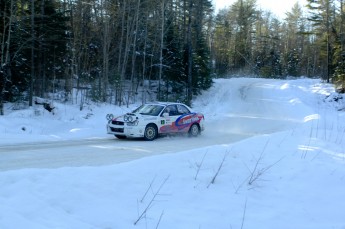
[124,115,134,122]
[127,120,139,126]
[106,114,114,120]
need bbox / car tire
[144,124,158,141]
[115,134,127,139]
[189,124,200,137]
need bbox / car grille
[112,120,124,125]
[110,127,124,133]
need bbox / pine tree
[306,0,336,82]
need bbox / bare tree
[186,0,193,105]
[157,0,165,101]
[0,0,15,114]
[29,0,35,107]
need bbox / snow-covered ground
[1,77,345,229]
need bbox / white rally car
[106,102,205,140]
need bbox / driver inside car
[164,105,178,116]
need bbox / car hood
[114,113,158,122]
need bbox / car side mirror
[162,112,169,117]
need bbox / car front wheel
[189,124,200,137]
[144,124,158,141]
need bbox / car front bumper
[107,123,145,138]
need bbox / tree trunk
[101,0,110,102]
[141,16,148,104]
[117,1,127,106]
[0,0,14,115]
[326,0,330,83]
[29,0,35,106]
[187,0,193,105]
[158,0,164,101]
[128,0,140,106]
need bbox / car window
[177,104,190,115]
[163,105,178,116]
[169,105,178,116]
[133,104,164,116]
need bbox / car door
[159,105,180,133]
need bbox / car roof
[145,102,186,106]
[144,102,194,111]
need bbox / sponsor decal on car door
[175,113,200,131]
[160,115,179,133]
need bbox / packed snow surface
[0,77,345,229]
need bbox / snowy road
[0,129,252,171]
[0,78,311,171]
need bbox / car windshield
[132,104,165,116]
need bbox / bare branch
[155,210,164,229]
[241,198,248,229]
[134,175,170,225]
[140,175,157,203]
[194,150,208,180]
[246,140,284,186]
[207,151,229,188]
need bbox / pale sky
[213,0,307,18]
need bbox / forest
[1,0,345,115]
